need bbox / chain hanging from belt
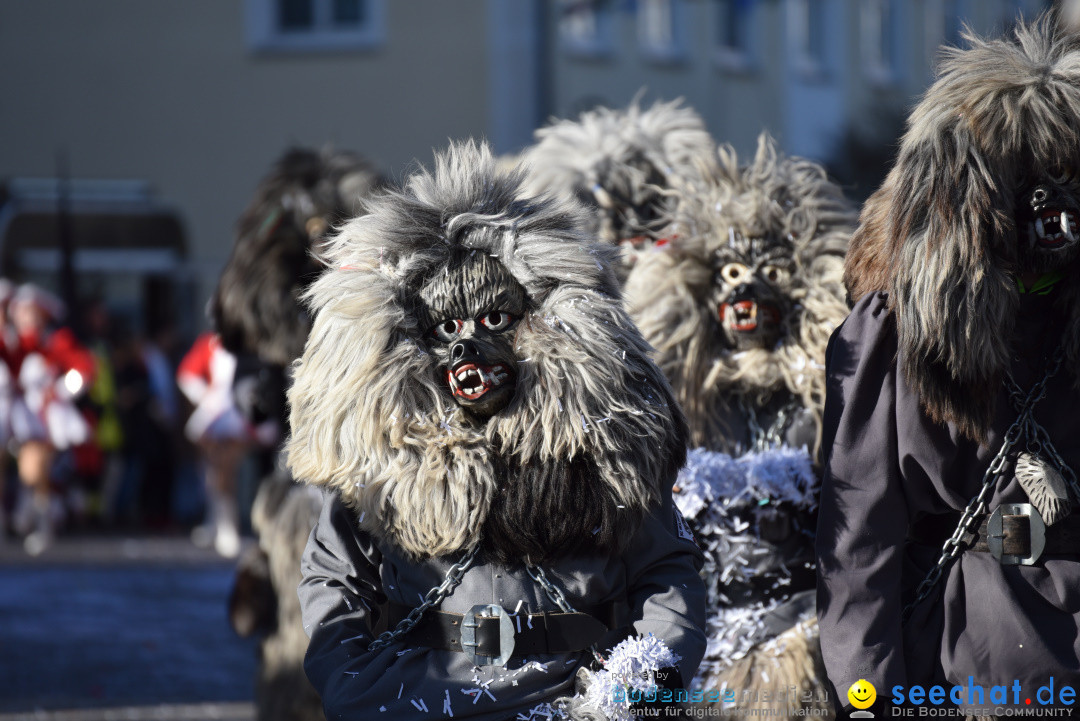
[366,548,605,665]
[901,342,1067,623]
[527,565,606,666]
[367,546,478,652]
[741,396,802,453]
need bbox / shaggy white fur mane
[625,134,853,451]
[525,98,716,243]
[286,141,686,559]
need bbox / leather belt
[385,599,627,663]
[908,505,1080,565]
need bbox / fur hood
[625,134,852,451]
[525,98,716,249]
[844,16,1080,442]
[286,141,687,560]
[212,147,386,366]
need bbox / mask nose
[730,283,756,301]
[450,339,477,363]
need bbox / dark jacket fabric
[299,489,707,720]
[816,291,1080,706]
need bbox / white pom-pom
[557,635,681,721]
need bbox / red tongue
[448,363,506,401]
[720,301,758,331]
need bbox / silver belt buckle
[988,503,1046,566]
[461,604,515,667]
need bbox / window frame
[861,0,901,87]
[713,0,756,74]
[245,0,386,54]
[637,0,688,65]
[789,0,829,82]
[559,0,616,60]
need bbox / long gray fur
[286,140,688,560]
[625,133,853,452]
[844,15,1080,441]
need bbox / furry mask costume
[625,135,850,717]
[215,148,382,721]
[525,99,716,276]
[212,147,385,367]
[285,141,687,564]
[625,134,853,453]
[844,17,1080,442]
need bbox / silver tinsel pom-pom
[1015,451,1072,526]
[556,635,681,721]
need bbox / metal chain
[367,546,478,651]
[1004,370,1080,502]
[740,397,768,451]
[527,565,606,666]
[764,400,802,450]
[740,396,802,453]
[901,344,1065,622]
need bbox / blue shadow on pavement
[0,564,258,712]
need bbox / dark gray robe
[299,489,707,720]
[816,292,1080,707]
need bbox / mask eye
[432,319,463,342]
[1049,164,1077,185]
[720,263,750,285]
[479,311,515,332]
[761,265,790,284]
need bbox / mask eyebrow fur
[285,140,687,559]
[843,14,1080,441]
[625,133,853,453]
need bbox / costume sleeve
[176,332,214,404]
[622,488,708,683]
[298,490,387,710]
[815,293,909,701]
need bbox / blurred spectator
[108,321,153,526]
[80,298,123,524]
[7,284,95,555]
[0,279,17,538]
[139,320,180,529]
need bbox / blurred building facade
[548,0,1052,196]
[0,0,543,333]
[0,0,1061,332]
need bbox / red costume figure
[7,284,95,555]
[177,332,264,558]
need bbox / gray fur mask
[712,232,794,351]
[1015,170,1080,273]
[420,252,527,419]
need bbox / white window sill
[248,31,384,54]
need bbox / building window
[789,0,827,80]
[246,0,385,53]
[638,0,686,63]
[560,0,614,58]
[714,0,754,72]
[861,0,899,85]
[942,0,964,47]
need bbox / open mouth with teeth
[1027,208,1080,249]
[447,362,514,401]
[720,300,781,332]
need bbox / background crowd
[0,282,270,556]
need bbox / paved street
[0,535,259,721]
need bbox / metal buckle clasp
[988,503,1046,566]
[460,604,515,667]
